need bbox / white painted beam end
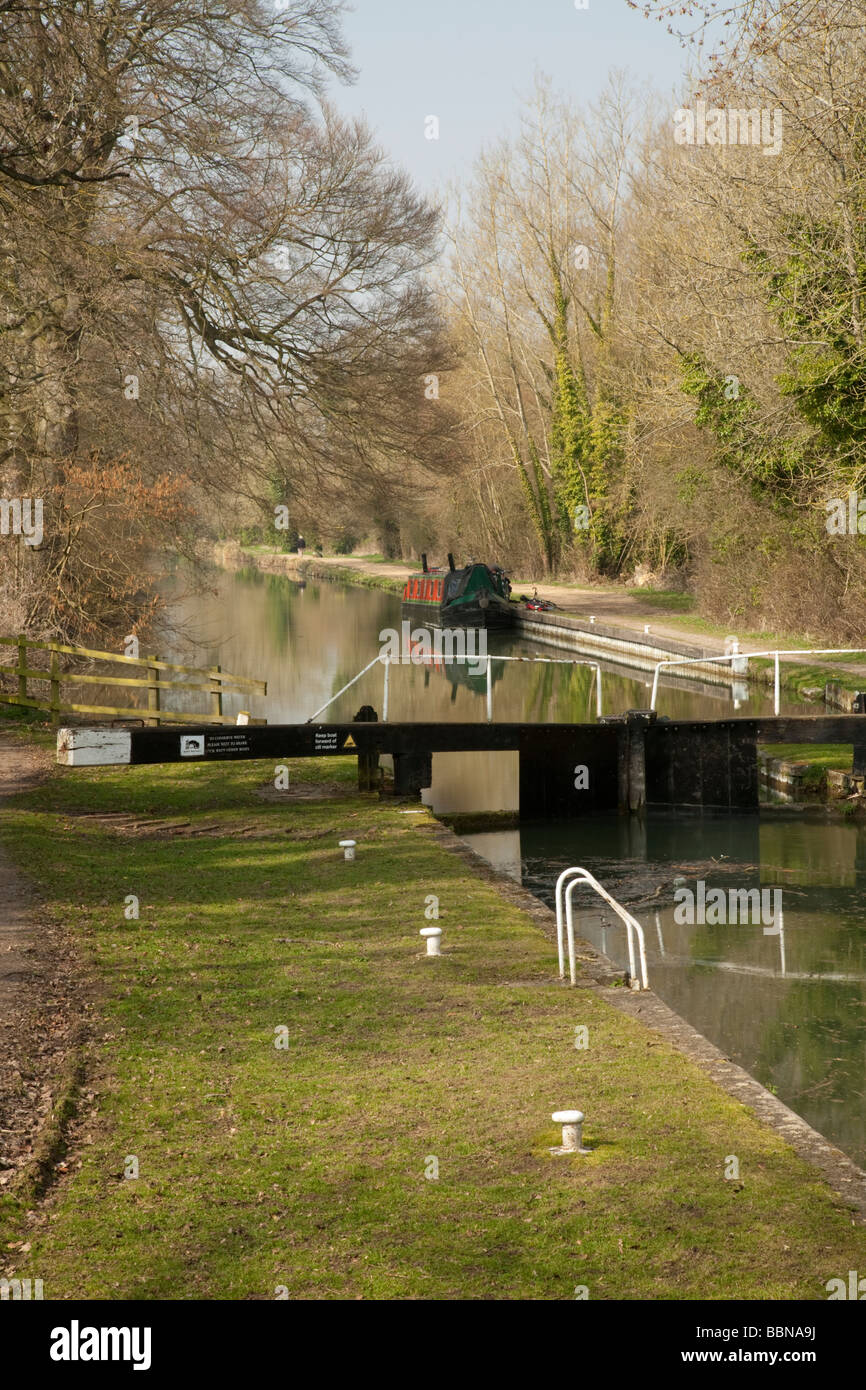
[57,728,132,766]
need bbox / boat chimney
[447,552,456,572]
[421,552,428,574]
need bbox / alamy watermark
[49,1323,151,1370]
[379,621,488,677]
[826,1270,866,1299]
[825,491,866,535]
[674,100,783,157]
[674,880,782,934]
[0,497,43,547]
[0,1277,43,1299]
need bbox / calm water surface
[156,565,866,1165]
[157,564,811,726]
[464,816,866,1168]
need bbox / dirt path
[0,737,50,1011]
[227,547,707,632]
[269,551,672,625]
[0,734,82,1197]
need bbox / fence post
[210,664,223,720]
[16,633,27,704]
[147,656,161,726]
[49,645,60,726]
[486,656,493,723]
[774,652,780,716]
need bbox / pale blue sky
[328,0,691,192]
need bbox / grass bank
[762,744,854,777]
[234,546,406,596]
[4,741,865,1298]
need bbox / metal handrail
[307,651,604,723]
[555,867,649,990]
[487,655,603,722]
[306,655,384,723]
[650,647,866,716]
[385,653,603,723]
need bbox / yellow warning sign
[343,734,356,749]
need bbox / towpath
[0,735,79,1194]
[222,546,866,674]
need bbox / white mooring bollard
[339,839,356,861]
[420,926,442,957]
[550,1109,590,1156]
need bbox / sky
[327,0,693,194]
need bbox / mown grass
[2,748,866,1299]
[750,658,866,697]
[761,744,853,772]
[625,589,696,613]
[760,743,854,794]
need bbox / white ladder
[555,867,650,990]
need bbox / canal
[161,561,809,725]
[469,815,866,1169]
[160,562,866,1168]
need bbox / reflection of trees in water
[236,566,265,587]
[520,659,783,723]
[521,662,596,722]
[181,571,821,728]
[522,808,866,1167]
[265,575,298,655]
[523,661,557,721]
[231,568,295,657]
[679,894,866,1166]
[652,904,866,1167]
[755,975,866,1166]
[238,568,402,668]
[759,820,866,888]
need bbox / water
[157,563,812,727]
[155,563,866,1165]
[464,815,866,1168]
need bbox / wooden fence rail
[0,634,267,726]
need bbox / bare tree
[0,1,452,636]
[443,74,647,575]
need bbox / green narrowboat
[402,553,515,629]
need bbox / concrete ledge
[758,753,813,801]
[514,610,735,681]
[825,681,859,713]
[828,768,865,798]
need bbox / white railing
[554,867,649,990]
[306,655,385,724]
[308,652,604,723]
[483,654,603,722]
[649,647,866,716]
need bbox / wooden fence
[0,635,267,726]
